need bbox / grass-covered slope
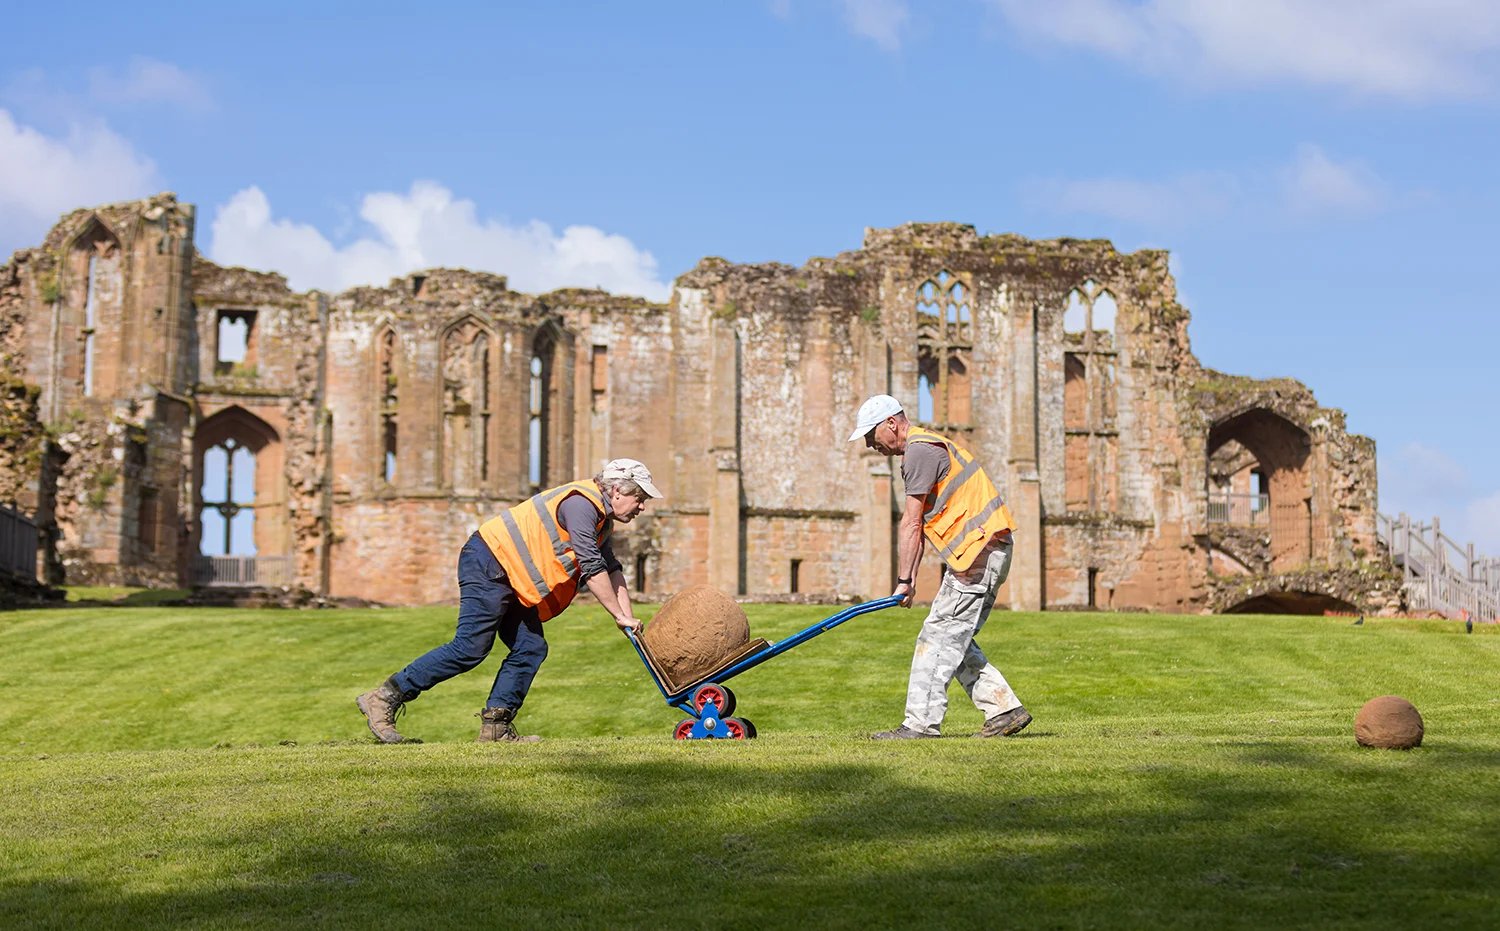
[2,603,1497,928]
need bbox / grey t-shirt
[902,441,951,498]
[557,492,623,582]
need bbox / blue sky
[4,1,1498,553]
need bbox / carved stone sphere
[1354,695,1424,750]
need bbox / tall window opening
[83,254,98,396]
[70,227,120,399]
[634,553,649,593]
[1087,568,1099,608]
[591,345,609,411]
[1063,282,1120,513]
[138,487,159,554]
[790,558,802,594]
[379,328,398,483]
[442,319,493,490]
[215,310,257,376]
[529,332,555,492]
[914,271,972,427]
[200,437,257,556]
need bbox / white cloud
[209,182,671,301]
[991,0,1500,98]
[1025,171,1238,227]
[1462,493,1500,556]
[1028,144,1385,227]
[1378,441,1500,555]
[840,0,910,52]
[87,56,214,111]
[1381,442,1471,505]
[1282,144,1383,214]
[0,109,160,258]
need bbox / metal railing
[0,505,38,581]
[191,555,295,588]
[1377,512,1500,620]
[1207,491,1270,526]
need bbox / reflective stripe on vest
[906,428,1016,572]
[477,480,608,621]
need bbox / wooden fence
[190,555,294,588]
[1206,491,1270,526]
[1378,512,1500,621]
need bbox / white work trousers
[902,539,1021,735]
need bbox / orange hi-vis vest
[906,428,1016,572]
[477,480,611,621]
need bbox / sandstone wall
[0,196,1389,613]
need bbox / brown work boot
[477,707,542,743]
[356,676,409,744]
[977,706,1033,738]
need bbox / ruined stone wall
[1,195,196,586]
[192,259,329,587]
[329,498,490,604]
[1,195,1385,612]
[742,513,863,597]
[0,378,44,512]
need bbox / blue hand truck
[626,595,903,740]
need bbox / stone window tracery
[200,437,257,556]
[1063,281,1120,513]
[915,270,972,427]
[442,319,493,491]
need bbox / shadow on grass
[3,741,1499,929]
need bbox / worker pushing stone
[356,458,663,743]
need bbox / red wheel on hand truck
[692,682,737,717]
[723,717,756,740]
[672,719,695,740]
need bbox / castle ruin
[0,193,1399,613]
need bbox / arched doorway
[191,407,289,587]
[1207,409,1312,572]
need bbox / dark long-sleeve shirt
[557,492,623,582]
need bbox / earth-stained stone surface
[641,584,751,686]
[1355,695,1424,750]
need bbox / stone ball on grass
[1354,695,1423,750]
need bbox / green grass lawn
[1,602,1497,929]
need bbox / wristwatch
[896,577,912,585]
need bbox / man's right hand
[892,582,914,608]
[615,615,642,634]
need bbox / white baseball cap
[847,394,904,442]
[600,458,664,499]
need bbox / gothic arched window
[200,437,257,556]
[915,270,972,427]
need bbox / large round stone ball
[1354,695,1424,750]
[641,584,751,686]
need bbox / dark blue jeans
[391,532,548,711]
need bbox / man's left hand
[892,582,914,608]
[615,615,642,633]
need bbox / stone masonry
[0,195,1392,613]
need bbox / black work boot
[477,707,542,743]
[355,676,409,744]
